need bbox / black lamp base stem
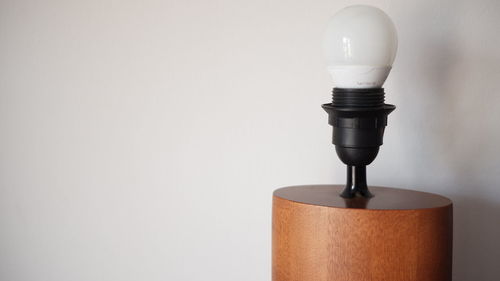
[340,165,373,198]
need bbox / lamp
[272,5,453,281]
[322,5,397,198]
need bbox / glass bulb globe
[323,5,398,88]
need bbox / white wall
[1,0,499,280]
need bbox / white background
[1,0,499,280]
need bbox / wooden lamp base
[272,185,453,281]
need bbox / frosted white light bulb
[323,5,398,88]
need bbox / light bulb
[323,5,398,88]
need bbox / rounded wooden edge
[273,185,452,210]
[272,193,453,281]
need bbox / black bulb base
[322,88,395,198]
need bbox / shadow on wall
[397,1,500,280]
[453,196,500,281]
[429,18,500,281]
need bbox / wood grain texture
[272,185,452,281]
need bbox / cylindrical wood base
[272,185,452,281]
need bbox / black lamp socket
[322,88,395,198]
